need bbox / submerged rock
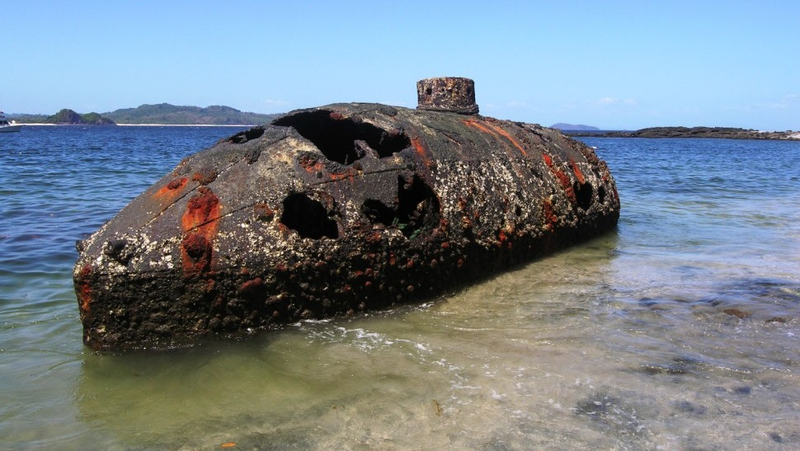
[74,78,620,350]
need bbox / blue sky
[3,1,798,130]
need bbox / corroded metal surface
[74,102,619,350]
[417,77,479,114]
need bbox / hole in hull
[574,181,594,210]
[361,175,440,239]
[280,193,339,239]
[273,110,410,165]
[229,127,265,144]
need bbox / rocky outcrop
[74,80,620,351]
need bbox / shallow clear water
[1,128,799,450]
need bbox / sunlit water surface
[1,127,799,450]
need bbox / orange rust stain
[366,230,382,244]
[329,169,357,182]
[181,233,212,276]
[253,203,274,221]
[498,229,512,248]
[309,162,325,175]
[192,169,218,185]
[542,153,575,203]
[411,136,433,168]
[239,277,263,295]
[77,264,93,315]
[554,169,571,189]
[182,187,221,232]
[482,122,528,156]
[569,158,586,184]
[464,119,528,156]
[180,187,222,276]
[153,177,188,203]
[298,155,325,176]
[559,174,577,203]
[463,119,498,137]
[543,199,560,229]
[497,229,514,249]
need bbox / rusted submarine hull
[74,102,619,350]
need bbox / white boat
[0,111,22,132]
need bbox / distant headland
[551,123,600,131]
[11,104,279,126]
[558,126,800,141]
[9,107,798,140]
[12,109,117,126]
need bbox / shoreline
[116,123,256,127]
[14,123,799,140]
[16,123,256,127]
[563,126,800,141]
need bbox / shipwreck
[74,77,620,351]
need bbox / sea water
[1,127,799,450]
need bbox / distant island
[11,107,798,140]
[562,126,799,141]
[104,104,279,125]
[551,123,600,131]
[11,109,117,125]
[12,104,279,126]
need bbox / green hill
[48,109,116,125]
[10,109,116,125]
[103,103,279,125]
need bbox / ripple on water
[2,131,800,449]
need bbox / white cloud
[598,97,618,105]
